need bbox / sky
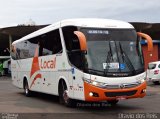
[0,0,160,28]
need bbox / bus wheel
[24,80,31,97]
[59,80,76,107]
[153,81,160,85]
[107,100,119,106]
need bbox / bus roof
[12,18,134,45]
[60,18,134,28]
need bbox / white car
[147,61,160,84]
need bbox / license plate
[116,97,126,100]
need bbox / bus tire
[153,81,160,85]
[24,80,32,97]
[107,100,119,106]
[59,80,76,107]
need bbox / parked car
[147,61,160,84]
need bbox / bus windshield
[80,28,144,77]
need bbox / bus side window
[10,45,17,60]
[62,26,83,69]
[62,26,79,51]
[41,29,62,56]
[14,42,27,59]
[28,37,40,58]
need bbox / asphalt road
[0,76,160,119]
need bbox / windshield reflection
[80,28,144,77]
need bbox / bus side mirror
[137,32,153,52]
[74,31,87,51]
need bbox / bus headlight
[91,81,107,88]
[83,77,91,83]
[137,79,145,84]
[83,78,107,88]
[136,74,146,84]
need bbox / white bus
[11,18,153,107]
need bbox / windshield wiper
[119,42,136,75]
[104,41,113,75]
[105,41,122,75]
[114,41,121,72]
[87,68,104,75]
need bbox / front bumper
[84,81,147,101]
[148,78,160,82]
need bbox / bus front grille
[105,90,137,97]
[102,83,140,89]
